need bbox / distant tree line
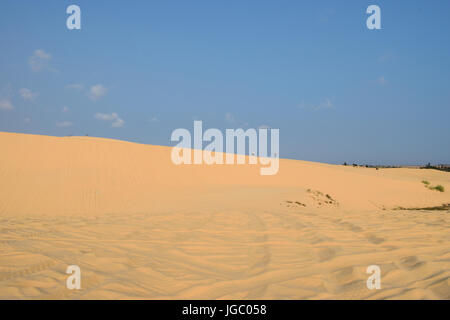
[421,163,450,172]
[342,162,450,172]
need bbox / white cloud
[62,106,70,112]
[94,112,124,128]
[298,98,333,111]
[24,117,31,123]
[378,76,387,85]
[0,99,14,111]
[35,49,51,60]
[19,88,37,101]
[89,84,107,101]
[318,98,333,109]
[66,83,84,90]
[29,49,52,72]
[94,113,115,121]
[56,121,73,128]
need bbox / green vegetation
[422,181,445,192]
[430,185,445,192]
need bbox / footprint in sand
[316,247,338,262]
[340,221,363,233]
[324,266,369,297]
[398,256,426,270]
[329,218,363,233]
[365,233,385,244]
[330,266,356,283]
[429,279,450,299]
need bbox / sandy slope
[0,131,449,299]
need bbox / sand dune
[0,131,449,299]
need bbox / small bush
[422,180,430,185]
[430,185,445,192]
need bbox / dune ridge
[0,132,449,299]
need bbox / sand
[0,131,449,299]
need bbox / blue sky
[1,0,449,165]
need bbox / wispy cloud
[19,88,37,101]
[0,85,14,111]
[35,49,51,59]
[319,98,333,109]
[298,98,333,111]
[94,112,124,128]
[0,99,14,111]
[225,112,249,127]
[378,76,387,85]
[24,117,31,123]
[89,84,108,101]
[29,49,52,72]
[56,121,73,128]
[62,106,70,112]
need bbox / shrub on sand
[430,185,445,192]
